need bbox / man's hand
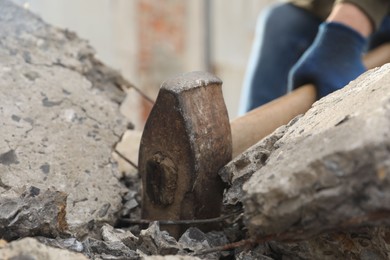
[288,3,371,99]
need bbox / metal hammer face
[139,71,232,238]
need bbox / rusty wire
[120,211,243,225]
[114,149,138,169]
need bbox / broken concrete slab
[0,0,128,238]
[223,64,390,241]
[0,237,88,260]
[1,0,134,105]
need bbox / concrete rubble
[0,187,68,240]
[29,223,229,259]
[221,64,390,258]
[2,0,390,259]
[0,0,132,239]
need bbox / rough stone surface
[0,187,68,240]
[221,64,390,247]
[220,124,288,207]
[0,237,88,260]
[0,0,128,238]
[243,65,390,239]
[82,237,138,259]
[138,222,180,255]
[36,226,141,260]
[101,224,139,251]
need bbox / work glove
[369,15,390,49]
[288,22,367,99]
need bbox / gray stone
[37,234,139,260]
[0,187,67,240]
[204,231,229,248]
[36,236,84,253]
[101,224,138,251]
[120,191,139,216]
[0,0,129,238]
[225,64,390,240]
[138,222,180,255]
[0,237,88,260]
[82,237,138,260]
[177,228,229,259]
[178,228,211,253]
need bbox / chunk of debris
[138,222,180,255]
[0,187,68,240]
[101,224,139,250]
[82,237,138,259]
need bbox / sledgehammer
[138,43,390,238]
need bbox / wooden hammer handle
[231,43,390,157]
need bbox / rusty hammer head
[139,71,232,237]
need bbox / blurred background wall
[12,0,276,127]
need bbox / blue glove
[288,22,367,99]
[370,15,390,49]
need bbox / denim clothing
[239,3,321,114]
[239,2,390,114]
